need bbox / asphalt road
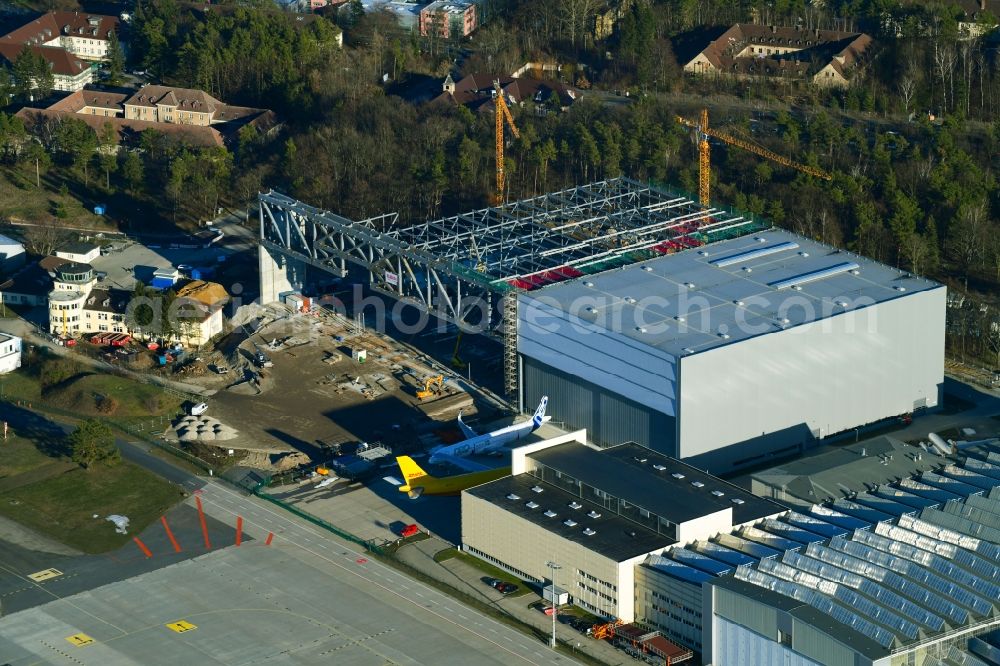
[194,479,577,666]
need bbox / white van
[189,402,209,416]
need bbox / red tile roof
[0,11,118,46]
[15,108,226,148]
[687,24,872,81]
[124,85,224,113]
[0,42,90,77]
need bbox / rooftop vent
[531,485,544,493]
[691,481,705,488]
[698,250,709,256]
[568,501,582,509]
[683,348,695,354]
[755,236,767,243]
[799,251,810,257]
[734,300,744,306]
[642,266,653,272]
[563,519,578,527]
[743,267,752,273]
[506,493,520,500]
[544,510,558,518]
[718,332,731,339]
[582,528,597,536]
[587,510,602,519]
[731,498,745,505]
[526,501,540,509]
[836,300,849,307]
[770,262,860,290]
[895,286,906,292]
[711,241,799,267]
[711,490,725,497]
[675,316,685,323]
[791,285,803,291]
[671,472,685,479]
[633,456,648,463]
[584,306,598,314]
[684,282,696,289]
[582,280,594,287]
[635,326,647,333]
[850,269,860,275]
[652,464,667,471]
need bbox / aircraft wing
[432,453,492,473]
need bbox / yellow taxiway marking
[28,568,62,582]
[166,620,197,633]
[66,633,95,647]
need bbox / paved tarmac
[0,480,579,666]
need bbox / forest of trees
[1,0,998,365]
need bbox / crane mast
[677,108,832,208]
[494,81,520,205]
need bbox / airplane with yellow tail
[395,456,509,499]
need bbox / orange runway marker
[195,496,212,549]
[265,532,274,545]
[133,537,153,558]
[161,516,182,553]
[235,516,243,546]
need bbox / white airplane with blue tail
[429,397,550,471]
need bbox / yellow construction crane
[494,81,520,205]
[676,108,832,207]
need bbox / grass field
[434,548,533,597]
[46,373,184,418]
[0,461,184,553]
[0,168,114,230]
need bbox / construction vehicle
[450,331,466,370]
[676,108,832,207]
[493,81,520,205]
[416,375,443,400]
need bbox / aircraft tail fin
[532,396,549,428]
[396,456,429,483]
[457,411,478,439]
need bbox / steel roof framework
[258,177,761,400]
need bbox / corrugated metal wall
[523,356,676,454]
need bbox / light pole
[546,560,561,649]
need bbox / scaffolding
[258,177,764,401]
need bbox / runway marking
[235,516,243,546]
[28,568,62,582]
[132,537,153,558]
[200,484,556,665]
[166,620,197,633]
[161,516,182,553]
[195,496,212,549]
[65,633,95,647]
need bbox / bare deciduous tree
[22,220,69,256]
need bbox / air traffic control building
[518,229,945,472]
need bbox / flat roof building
[519,228,945,472]
[627,440,1000,666]
[751,436,942,506]
[461,432,783,621]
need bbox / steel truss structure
[258,177,763,400]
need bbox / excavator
[416,375,443,400]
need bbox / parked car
[494,582,517,594]
[481,577,502,589]
[189,402,209,416]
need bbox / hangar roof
[522,229,942,358]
